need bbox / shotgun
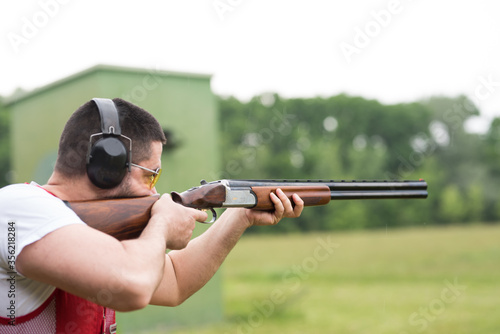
[67,179,428,240]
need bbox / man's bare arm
[150,189,304,306]
[16,195,207,312]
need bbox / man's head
[54,98,166,190]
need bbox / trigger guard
[200,208,217,224]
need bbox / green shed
[4,64,223,332]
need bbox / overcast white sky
[1,0,500,132]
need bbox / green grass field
[140,224,500,334]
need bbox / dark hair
[54,98,166,178]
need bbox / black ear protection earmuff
[86,98,132,189]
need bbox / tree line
[217,93,500,232]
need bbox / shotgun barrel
[224,179,428,200]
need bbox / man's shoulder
[0,182,45,195]
[0,182,85,262]
[0,182,78,223]
[0,183,58,205]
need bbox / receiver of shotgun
[67,179,428,240]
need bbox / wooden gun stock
[67,179,427,240]
[66,195,160,240]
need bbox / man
[0,98,303,333]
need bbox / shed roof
[4,64,212,106]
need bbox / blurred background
[1,0,500,333]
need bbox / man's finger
[270,192,283,214]
[193,208,209,222]
[291,193,304,217]
[277,188,295,213]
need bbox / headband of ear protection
[86,98,132,189]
